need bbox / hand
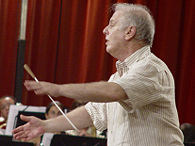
[12,115,45,141]
[24,80,60,97]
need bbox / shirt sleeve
[111,61,171,112]
[85,102,107,132]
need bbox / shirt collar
[116,45,151,74]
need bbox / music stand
[50,134,107,146]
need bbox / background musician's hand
[24,80,60,97]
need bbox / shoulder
[128,53,174,86]
[132,53,171,74]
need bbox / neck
[118,41,146,62]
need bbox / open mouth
[105,39,109,45]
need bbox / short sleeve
[85,102,107,132]
[112,61,168,112]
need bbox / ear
[124,26,136,40]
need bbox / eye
[109,20,115,27]
[110,22,115,26]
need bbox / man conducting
[13,3,184,146]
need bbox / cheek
[110,30,124,42]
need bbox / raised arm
[24,80,128,102]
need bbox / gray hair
[112,3,155,46]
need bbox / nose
[103,26,109,35]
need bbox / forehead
[49,105,59,111]
[0,97,14,103]
[110,10,123,22]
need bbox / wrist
[55,84,61,97]
[43,120,49,133]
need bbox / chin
[106,47,115,57]
[106,46,112,53]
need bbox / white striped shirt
[85,46,184,146]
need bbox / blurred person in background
[40,101,66,146]
[45,101,66,120]
[0,95,15,130]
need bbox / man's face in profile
[103,11,127,57]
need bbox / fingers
[13,130,33,141]
[24,80,58,96]
[24,80,45,95]
[12,115,32,136]
[13,130,27,140]
[12,117,30,134]
[12,125,24,134]
[12,120,35,141]
[13,125,29,140]
[24,80,40,91]
[20,115,32,122]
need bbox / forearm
[24,80,127,102]
[58,81,127,102]
[44,106,92,133]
